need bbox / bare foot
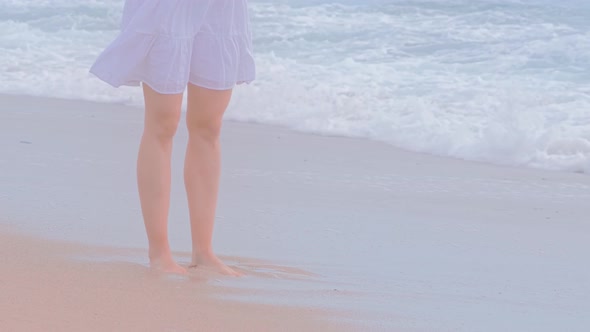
[150,255,187,275]
[190,253,242,277]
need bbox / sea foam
[1,0,589,172]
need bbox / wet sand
[0,226,348,332]
[1,94,589,331]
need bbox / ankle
[149,247,173,261]
[192,248,215,260]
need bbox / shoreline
[2,91,587,177]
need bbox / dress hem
[89,68,255,94]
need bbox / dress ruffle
[89,0,256,94]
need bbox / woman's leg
[184,83,239,276]
[137,82,186,274]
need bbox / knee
[144,110,181,142]
[186,116,222,143]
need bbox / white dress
[89,0,256,94]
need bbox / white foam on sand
[1,94,589,331]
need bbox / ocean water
[1,0,589,172]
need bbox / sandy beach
[1,94,589,331]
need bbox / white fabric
[89,0,256,94]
